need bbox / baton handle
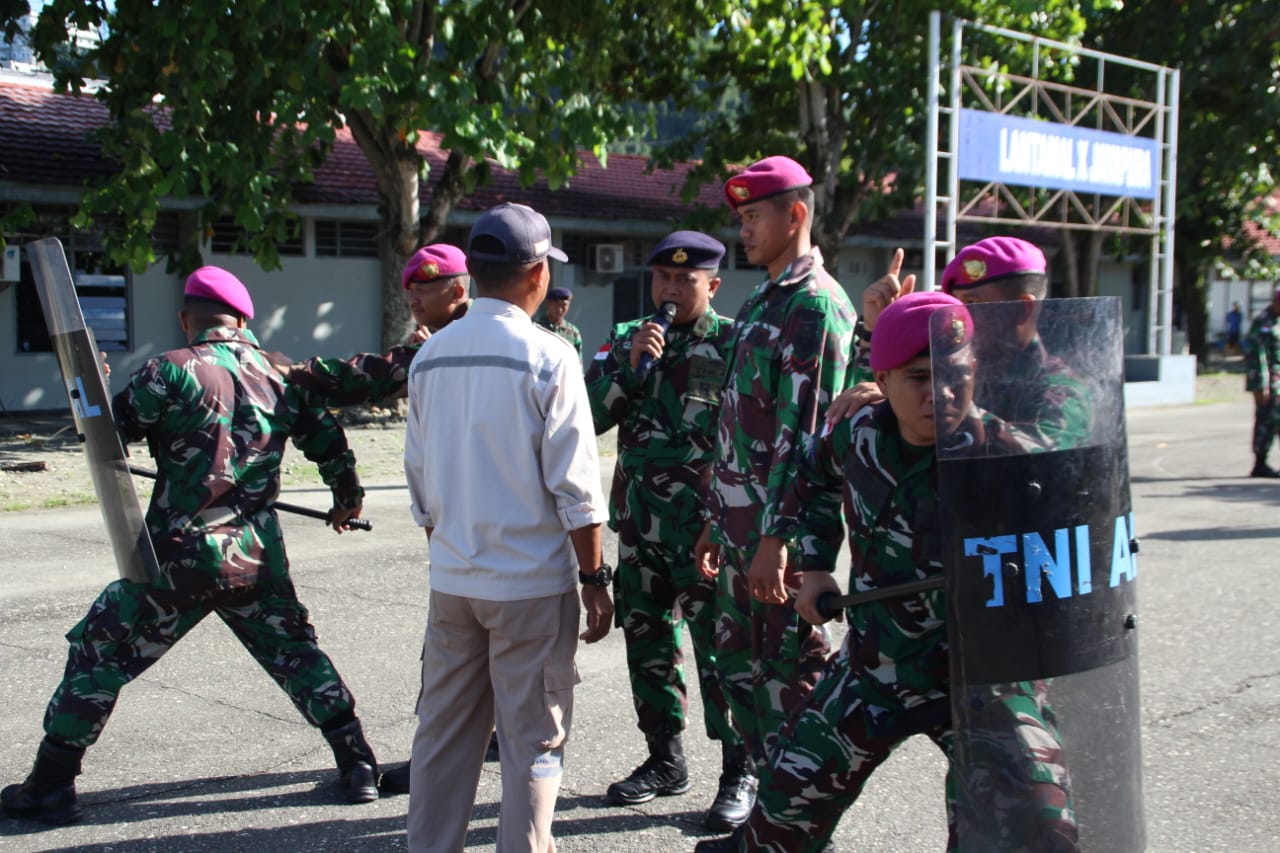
[127,465,372,532]
[816,576,946,620]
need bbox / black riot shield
[27,237,161,584]
[932,297,1143,853]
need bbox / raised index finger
[887,247,904,279]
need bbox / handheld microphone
[633,302,679,383]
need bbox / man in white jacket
[403,202,613,853]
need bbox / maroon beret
[871,292,973,372]
[184,266,254,320]
[723,156,813,209]
[940,236,1047,295]
[401,243,468,289]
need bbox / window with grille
[315,220,380,258]
[13,245,131,354]
[209,218,304,256]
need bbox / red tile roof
[1241,191,1280,257]
[0,78,116,185]
[0,77,723,221]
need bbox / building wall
[2,253,383,414]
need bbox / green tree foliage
[1084,1,1280,361]
[4,0,718,348]
[648,1,1097,260]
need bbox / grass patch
[40,494,99,509]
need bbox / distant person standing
[538,286,583,355]
[1244,287,1280,478]
[1226,302,1244,356]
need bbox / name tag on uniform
[687,356,726,405]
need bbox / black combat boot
[377,762,410,796]
[322,717,379,804]
[604,731,689,805]
[1250,456,1280,478]
[705,741,757,831]
[379,729,498,796]
[693,824,745,852]
[0,737,85,824]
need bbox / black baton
[127,465,373,532]
[816,576,945,620]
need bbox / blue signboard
[957,109,1158,200]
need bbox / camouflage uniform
[289,343,419,407]
[705,247,855,765]
[1244,304,1280,461]
[977,336,1093,451]
[584,305,738,745]
[742,402,1077,852]
[537,316,583,354]
[286,302,471,407]
[42,326,365,749]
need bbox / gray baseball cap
[468,202,568,265]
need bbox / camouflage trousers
[745,639,1077,853]
[617,538,738,744]
[43,576,357,749]
[713,545,829,769]
[1253,396,1279,457]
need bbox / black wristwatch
[578,564,613,586]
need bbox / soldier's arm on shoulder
[288,346,415,408]
[287,391,364,510]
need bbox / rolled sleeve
[541,361,608,531]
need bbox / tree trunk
[1056,230,1107,298]
[1059,229,1081,298]
[1175,254,1209,364]
[375,155,421,353]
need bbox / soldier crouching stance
[1,267,378,825]
[739,293,1077,853]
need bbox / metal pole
[924,10,941,290]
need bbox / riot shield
[27,237,161,584]
[933,297,1143,852]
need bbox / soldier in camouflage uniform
[1243,286,1280,477]
[693,156,856,853]
[584,231,754,830]
[741,292,1078,853]
[287,243,470,408]
[1,267,377,826]
[832,236,1093,453]
[537,286,583,355]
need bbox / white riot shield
[27,237,161,584]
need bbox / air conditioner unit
[592,243,625,274]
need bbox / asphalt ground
[1,393,1278,852]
